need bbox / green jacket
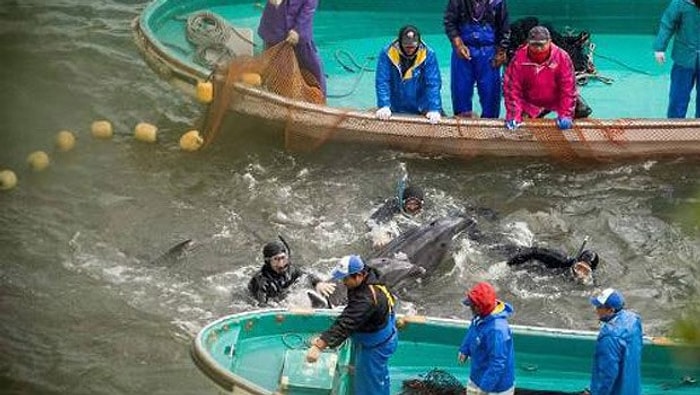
[653,0,700,69]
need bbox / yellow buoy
[27,150,50,172]
[179,130,204,152]
[55,130,76,152]
[196,81,213,103]
[134,122,158,143]
[0,169,18,190]
[91,120,113,139]
[240,73,262,86]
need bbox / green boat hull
[191,309,700,395]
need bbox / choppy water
[1,1,699,394]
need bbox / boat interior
[142,0,687,119]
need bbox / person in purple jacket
[258,0,326,95]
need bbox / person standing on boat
[444,0,511,118]
[653,0,700,118]
[585,288,643,395]
[247,240,336,305]
[306,255,398,395]
[258,0,327,95]
[503,26,577,131]
[458,281,516,395]
[375,25,443,124]
[507,246,600,285]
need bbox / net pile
[201,41,327,146]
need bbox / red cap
[464,282,497,316]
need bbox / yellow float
[55,130,76,152]
[0,169,18,190]
[91,120,113,139]
[196,81,213,103]
[27,150,50,171]
[179,130,204,152]
[240,72,262,86]
[134,122,158,143]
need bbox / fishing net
[399,369,585,395]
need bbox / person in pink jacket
[503,26,577,130]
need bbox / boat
[132,0,700,159]
[191,308,700,395]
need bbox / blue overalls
[451,22,501,118]
[351,285,398,395]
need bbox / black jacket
[507,246,599,271]
[443,0,511,48]
[247,262,320,304]
[368,197,402,225]
[319,267,394,348]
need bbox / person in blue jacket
[459,281,516,395]
[375,25,443,124]
[653,0,700,118]
[444,0,511,118]
[586,288,643,395]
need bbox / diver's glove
[505,119,522,130]
[426,111,441,124]
[285,29,299,46]
[315,282,336,298]
[556,117,573,130]
[376,106,392,120]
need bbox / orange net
[199,42,700,161]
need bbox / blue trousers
[450,46,501,118]
[353,330,398,395]
[667,61,700,118]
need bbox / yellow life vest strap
[369,284,396,311]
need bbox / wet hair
[578,249,599,270]
[262,240,287,261]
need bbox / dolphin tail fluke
[306,290,330,309]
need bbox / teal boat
[132,0,700,158]
[191,308,699,395]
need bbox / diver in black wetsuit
[507,246,600,285]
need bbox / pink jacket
[503,44,577,121]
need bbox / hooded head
[401,185,424,215]
[398,25,421,57]
[262,240,288,273]
[462,281,498,317]
[577,250,599,270]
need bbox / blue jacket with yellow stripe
[375,41,442,114]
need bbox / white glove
[286,29,299,46]
[654,51,665,64]
[376,106,392,120]
[426,111,441,124]
[315,282,336,297]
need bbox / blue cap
[590,288,625,311]
[331,255,365,281]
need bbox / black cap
[402,185,424,202]
[398,25,420,48]
[262,241,286,260]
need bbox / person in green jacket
[653,0,700,118]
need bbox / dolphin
[370,215,476,272]
[149,239,197,266]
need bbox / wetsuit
[247,262,321,304]
[506,246,599,271]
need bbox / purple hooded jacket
[258,0,326,94]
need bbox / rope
[185,11,256,68]
[326,50,376,99]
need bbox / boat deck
[151,3,687,119]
